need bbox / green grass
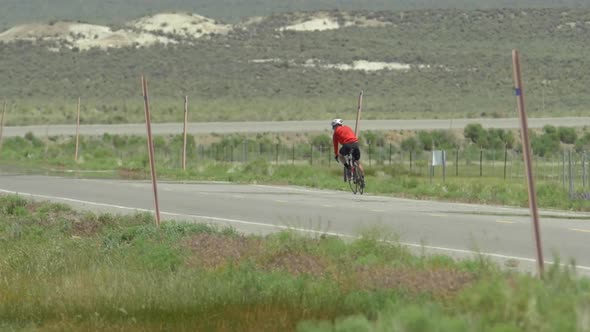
[1,132,589,212]
[1,194,589,331]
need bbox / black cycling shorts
[339,142,361,161]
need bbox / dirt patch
[183,233,474,297]
[184,233,328,276]
[69,217,102,237]
[184,233,265,269]
[352,265,474,299]
[261,251,329,276]
[117,168,147,180]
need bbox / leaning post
[354,90,363,137]
[0,100,6,148]
[75,97,81,162]
[512,50,544,278]
[182,95,189,171]
[141,75,161,227]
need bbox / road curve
[1,174,589,276]
[4,117,590,137]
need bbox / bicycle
[342,153,365,195]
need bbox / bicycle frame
[343,154,364,195]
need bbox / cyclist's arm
[332,135,339,156]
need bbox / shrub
[531,131,560,156]
[418,130,457,151]
[574,132,590,152]
[311,134,331,149]
[487,128,514,150]
[464,123,487,147]
[557,127,577,144]
[401,137,419,152]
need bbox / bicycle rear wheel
[353,161,364,195]
[349,165,360,195]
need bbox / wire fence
[146,140,590,197]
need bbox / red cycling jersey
[332,125,358,155]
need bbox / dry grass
[351,266,475,299]
[117,168,147,180]
[183,233,474,299]
[184,233,265,269]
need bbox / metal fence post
[429,151,433,184]
[480,149,483,177]
[389,143,392,165]
[583,152,587,188]
[569,150,573,196]
[456,149,459,176]
[368,141,372,167]
[563,150,566,189]
[504,146,508,180]
[443,150,446,182]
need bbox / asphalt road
[4,117,590,137]
[1,174,589,276]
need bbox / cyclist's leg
[338,146,350,167]
[357,161,365,178]
[352,145,364,178]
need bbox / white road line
[256,184,590,219]
[254,184,338,194]
[2,188,590,273]
[570,228,590,233]
[496,220,515,224]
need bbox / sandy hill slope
[0,10,395,50]
[131,12,232,38]
[0,12,232,50]
[275,11,391,31]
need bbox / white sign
[432,150,446,166]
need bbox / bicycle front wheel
[358,175,365,195]
[347,168,358,194]
[348,177,358,194]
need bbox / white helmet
[331,118,344,129]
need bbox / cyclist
[331,118,365,179]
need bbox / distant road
[3,117,590,137]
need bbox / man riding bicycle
[331,118,365,177]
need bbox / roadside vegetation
[1,194,589,331]
[1,125,589,211]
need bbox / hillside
[0,13,232,50]
[1,0,589,29]
[1,8,589,125]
